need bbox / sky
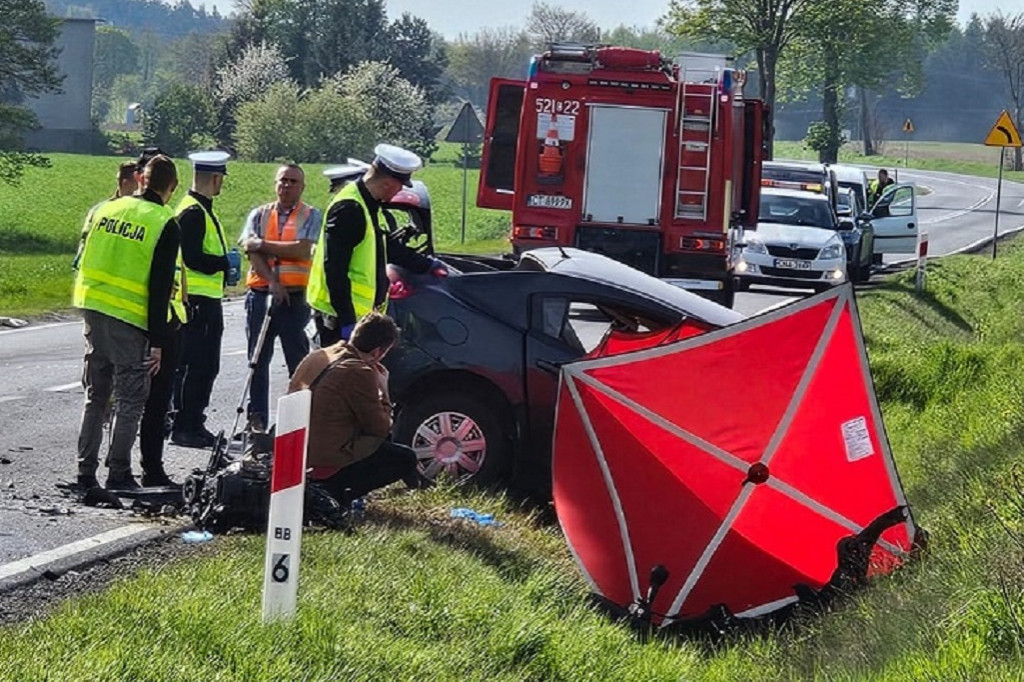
[202,0,1005,36]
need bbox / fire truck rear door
[583,105,668,225]
[477,78,526,211]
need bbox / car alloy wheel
[411,410,487,482]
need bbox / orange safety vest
[246,201,314,289]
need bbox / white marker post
[261,389,311,623]
[916,231,928,293]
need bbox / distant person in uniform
[306,144,444,347]
[171,151,234,449]
[72,160,142,270]
[868,169,895,207]
[287,312,429,506]
[72,155,180,490]
[237,164,322,433]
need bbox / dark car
[835,188,876,283]
[379,244,743,495]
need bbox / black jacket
[140,189,180,349]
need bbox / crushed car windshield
[758,195,836,228]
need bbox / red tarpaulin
[552,286,917,625]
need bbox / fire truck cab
[477,44,765,308]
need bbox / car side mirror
[838,219,855,231]
[858,212,873,222]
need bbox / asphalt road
[2,169,1022,570]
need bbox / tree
[446,27,533,107]
[142,83,218,156]
[984,12,1024,170]
[234,80,375,162]
[525,1,600,49]
[335,60,435,159]
[0,0,62,185]
[385,15,449,104]
[91,26,140,123]
[664,0,811,158]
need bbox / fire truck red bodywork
[477,45,765,307]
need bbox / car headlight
[743,238,767,254]
[819,242,844,260]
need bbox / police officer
[323,159,370,194]
[307,144,444,346]
[237,163,323,433]
[171,151,234,448]
[73,155,180,490]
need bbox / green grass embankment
[0,153,509,317]
[4,242,1024,679]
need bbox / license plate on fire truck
[773,259,812,270]
[527,194,573,210]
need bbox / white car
[734,188,847,292]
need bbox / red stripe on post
[918,239,928,257]
[271,428,306,492]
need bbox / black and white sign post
[983,110,1023,260]
[445,102,485,244]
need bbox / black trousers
[139,324,181,472]
[173,296,223,432]
[314,313,342,348]
[315,440,421,506]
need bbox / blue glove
[225,249,242,287]
[340,323,355,341]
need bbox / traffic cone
[538,115,562,175]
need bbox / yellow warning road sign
[984,110,1023,147]
[902,118,914,134]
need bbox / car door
[870,183,917,254]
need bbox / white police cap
[373,144,422,186]
[322,160,369,183]
[188,150,231,175]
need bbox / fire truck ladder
[675,82,716,221]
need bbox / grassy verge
[0,154,511,318]
[5,241,1024,679]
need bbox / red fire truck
[476,45,765,307]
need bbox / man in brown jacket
[288,312,424,505]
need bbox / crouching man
[288,312,426,505]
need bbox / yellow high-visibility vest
[73,196,172,330]
[307,183,382,319]
[176,194,226,299]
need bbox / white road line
[0,396,26,404]
[224,349,247,357]
[0,320,80,336]
[0,525,158,581]
[44,382,81,393]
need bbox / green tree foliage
[0,0,62,185]
[91,26,139,123]
[447,27,533,108]
[234,80,376,163]
[142,83,218,156]
[384,14,450,105]
[983,12,1024,170]
[664,0,808,157]
[781,0,954,162]
[335,60,436,159]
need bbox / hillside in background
[45,0,228,36]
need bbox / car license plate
[527,194,573,210]
[774,259,812,270]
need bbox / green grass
[0,154,511,317]
[6,242,1024,678]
